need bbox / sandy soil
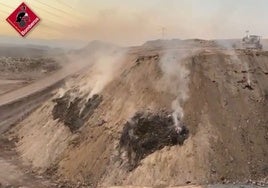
[0,79,29,95]
[1,40,268,187]
[0,57,61,96]
[0,138,58,188]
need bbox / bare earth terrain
[0,57,61,95]
[0,40,267,188]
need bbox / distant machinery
[242,31,263,50]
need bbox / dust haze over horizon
[0,0,267,46]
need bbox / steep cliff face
[10,47,268,187]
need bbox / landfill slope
[6,41,268,187]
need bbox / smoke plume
[56,41,127,101]
[85,49,126,99]
[158,49,192,132]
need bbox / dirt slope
[0,138,58,188]
[6,44,268,187]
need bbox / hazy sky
[0,0,267,45]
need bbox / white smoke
[86,50,126,99]
[56,42,127,103]
[158,50,192,132]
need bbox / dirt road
[0,79,28,95]
[0,60,90,107]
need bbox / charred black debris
[119,111,189,170]
[52,92,103,132]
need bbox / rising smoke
[158,49,192,132]
[85,48,126,99]
[56,41,127,102]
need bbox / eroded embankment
[7,49,268,187]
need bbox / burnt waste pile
[52,90,103,132]
[120,110,189,170]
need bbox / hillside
[4,41,268,187]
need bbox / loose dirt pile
[4,42,268,187]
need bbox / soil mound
[7,46,268,187]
